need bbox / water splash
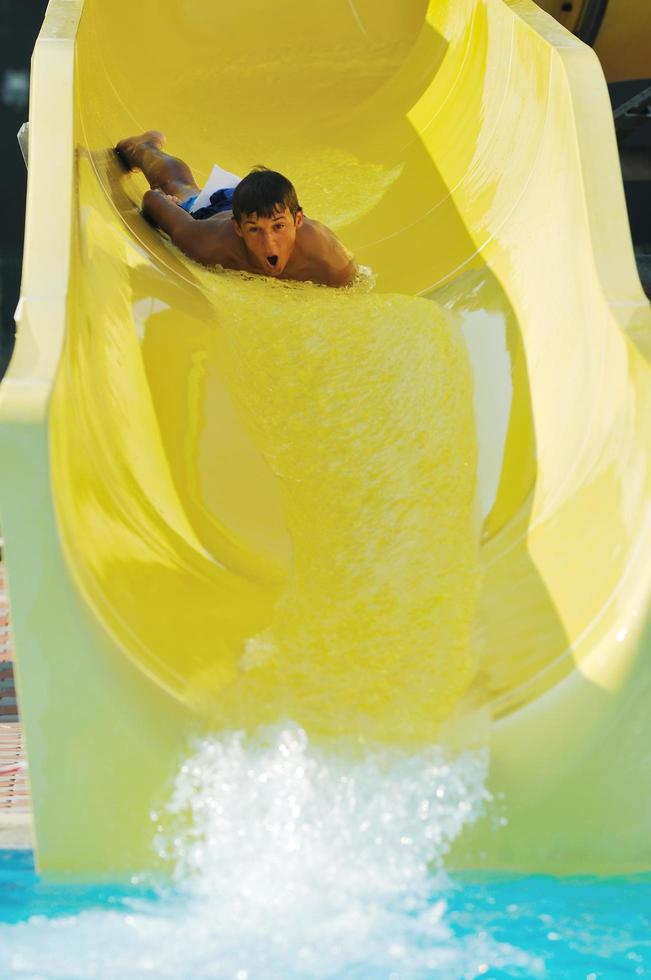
[156,724,490,890]
[0,724,550,979]
[145,724,535,978]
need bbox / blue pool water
[2,850,650,978]
[1,726,649,979]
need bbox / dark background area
[0,5,649,382]
[610,80,651,274]
[0,0,48,379]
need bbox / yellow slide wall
[1,0,651,875]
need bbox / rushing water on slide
[197,272,481,741]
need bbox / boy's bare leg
[115,130,200,202]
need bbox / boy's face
[233,207,303,277]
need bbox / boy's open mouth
[267,255,279,267]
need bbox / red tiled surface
[0,561,31,813]
[0,724,30,814]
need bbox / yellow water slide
[1,0,651,876]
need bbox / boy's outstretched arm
[142,189,223,266]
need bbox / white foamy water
[0,724,545,978]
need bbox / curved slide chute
[1,0,651,874]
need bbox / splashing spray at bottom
[0,725,547,980]
[148,722,528,978]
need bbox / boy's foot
[115,130,166,171]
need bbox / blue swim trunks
[179,186,236,220]
[179,194,198,213]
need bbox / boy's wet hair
[232,166,302,223]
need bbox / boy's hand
[144,188,181,206]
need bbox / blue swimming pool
[2,849,650,978]
[1,727,649,979]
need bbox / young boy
[115,131,357,287]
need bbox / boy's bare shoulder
[299,217,357,287]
